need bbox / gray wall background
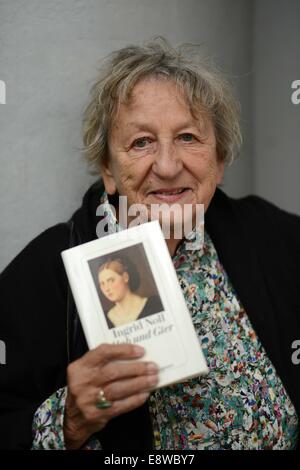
[0,0,299,271]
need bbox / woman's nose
[151,141,183,179]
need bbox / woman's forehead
[122,77,187,109]
[112,78,209,132]
[99,268,119,278]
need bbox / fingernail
[148,375,159,387]
[133,345,144,356]
[147,362,159,374]
[140,391,150,400]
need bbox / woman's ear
[122,272,129,285]
[100,158,117,195]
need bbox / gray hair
[83,37,242,173]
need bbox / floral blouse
[31,194,298,450]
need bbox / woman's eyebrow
[125,122,154,132]
[125,120,201,132]
[100,276,114,282]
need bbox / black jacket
[0,180,299,450]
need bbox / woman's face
[101,77,225,221]
[98,268,129,303]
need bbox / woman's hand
[64,343,158,449]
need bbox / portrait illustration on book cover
[88,243,164,330]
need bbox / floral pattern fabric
[31,192,298,449]
[31,387,102,450]
[149,231,298,450]
[32,387,67,450]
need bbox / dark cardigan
[0,181,299,449]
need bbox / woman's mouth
[148,187,191,202]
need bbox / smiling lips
[148,187,190,202]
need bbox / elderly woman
[0,38,299,450]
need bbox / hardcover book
[61,220,208,388]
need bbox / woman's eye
[132,137,152,149]
[179,133,195,142]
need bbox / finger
[89,391,151,424]
[108,391,151,419]
[82,343,145,367]
[94,360,159,385]
[103,373,159,402]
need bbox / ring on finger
[96,387,112,409]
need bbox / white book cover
[61,220,208,388]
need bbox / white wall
[253,0,300,215]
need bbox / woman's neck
[115,290,143,313]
